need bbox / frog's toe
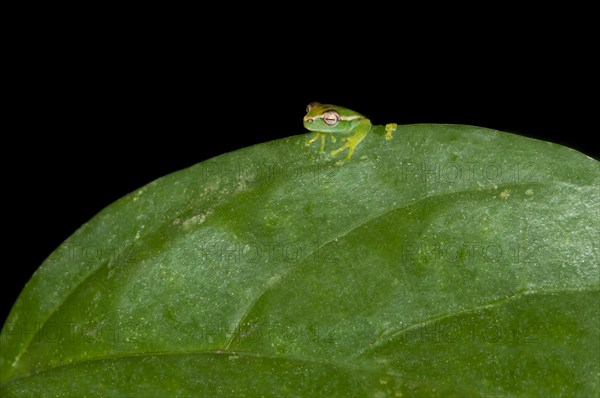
[385,123,397,140]
[331,142,351,158]
[306,132,328,152]
[306,132,321,146]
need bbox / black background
[3,26,596,327]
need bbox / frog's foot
[307,133,338,152]
[385,123,397,141]
[330,129,368,161]
[306,132,327,152]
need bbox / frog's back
[319,104,367,120]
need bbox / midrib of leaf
[2,287,596,392]
[0,347,386,388]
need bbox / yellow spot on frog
[525,188,534,196]
[499,189,511,200]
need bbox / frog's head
[303,102,365,133]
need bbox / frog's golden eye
[322,110,340,126]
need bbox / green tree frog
[303,102,397,160]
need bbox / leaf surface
[2,125,599,397]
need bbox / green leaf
[2,125,599,397]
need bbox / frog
[303,102,397,160]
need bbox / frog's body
[303,102,396,160]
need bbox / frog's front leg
[331,119,371,160]
[306,132,326,152]
[306,132,337,152]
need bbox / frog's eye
[322,110,340,126]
